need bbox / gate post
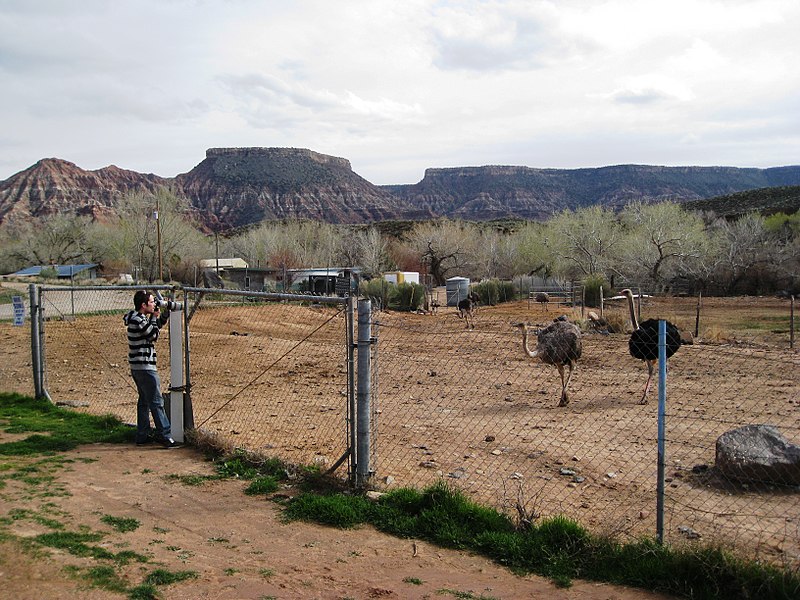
[29,284,44,399]
[168,306,185,442]
[356,299,373,486]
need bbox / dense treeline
[0,189,797,296]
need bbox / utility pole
[155,197,163,283]
[215,231,220,275]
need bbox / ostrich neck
[627,294,639,330]
[520,328,538,358]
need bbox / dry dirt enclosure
[1,291,799,597]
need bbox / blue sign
[12,295,25,326]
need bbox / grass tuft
[244,475,280,495]
[143,568,199,586]
[101,514,141,533]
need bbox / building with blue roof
[10,264,99,280]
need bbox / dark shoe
[159,437,182,449]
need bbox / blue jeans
[131,369,171,442]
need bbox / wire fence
[1,284,798,569]
[181,287,352,473]
[368,295,799,569]
[5,285,353,481]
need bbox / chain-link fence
[369,295,799,569]
[181,287,353,474]
[3,284,797,568]
[14,285,354,482]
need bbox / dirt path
[0,440,676,600]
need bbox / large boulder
[715,424,800,486]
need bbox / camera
[156,299,181,311]
[153,291,182,311]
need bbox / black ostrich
[620,289,682,404]
[513,317,582,407]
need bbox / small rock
[606,472,617,478]
[510,472,523,480]
[559,468,576,476]
[573,476,585,483]
[420,461,437,468]
[678,525,702,539]
[384,475,395,485]
[484,435,495,442]
[365,491,384,501]
[55,400,90,408]
[491,449,502,456]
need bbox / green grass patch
[84,565,130,593]
[244,475,279,495]
[101,514,141,533]
[7,508,64,530]
[33,530,113,559]
[213,450,288,484]
[0,393,134,456]
[284,481,800,599]
[143,567,199,586]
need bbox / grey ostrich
[513,317,583,407]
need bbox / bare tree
[2,213,92,268]
[544,206,623,279]
[617,201,708,290]
[404,220,476,285]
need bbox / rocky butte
[174,147,432,230]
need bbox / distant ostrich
[620,289,682,404]
[513,317,582,407]
[457,292,480,329]
[533,292,550,310]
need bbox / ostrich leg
[639,360,655,404]
[557,364,569,407]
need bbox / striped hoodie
[123,310,167,371]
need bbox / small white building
[383,271,420,285]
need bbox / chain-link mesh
[184,289,351,473]
[6,286,798,568]
[370,296,799,568]
[37,286,157,424]
[27,286,352,480]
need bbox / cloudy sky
[1,0,798,185]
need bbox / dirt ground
[0,439,676,600]
[1,285,797,598]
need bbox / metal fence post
[29,284,43,399]
[168,307,185,442]
[656,319,667,543]
[183,294,194,430]
[347,296,356,485]
[356,299,373,487]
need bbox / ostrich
[457,292,479,329]
[513,317,582,407]
[620,288,682,404]
[533,292,550,310]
